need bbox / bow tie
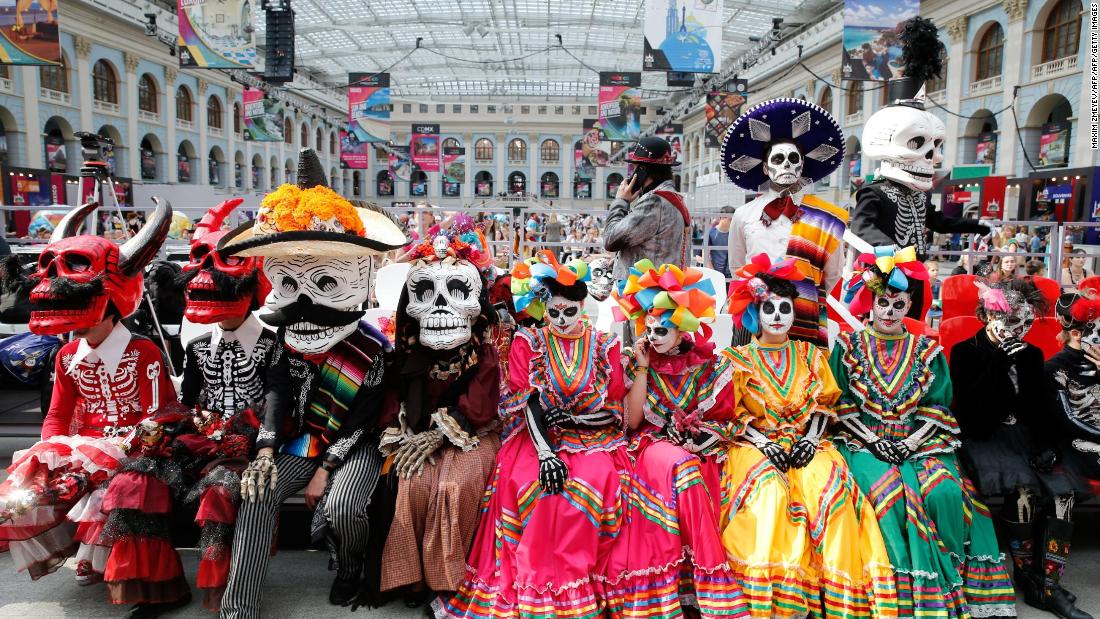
[761,195,801,226]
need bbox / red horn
[192,197,244,242]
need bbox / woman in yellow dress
[718,254,898,618]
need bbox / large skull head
[182,198,270,324]
[764,142,804,189]
[261,255,372,355]
[872,290,912,334]
[29,199,171,335]
[862,105,944,192]
[405,259,483,350]
[587,256,615,302]
[644,314,682,354]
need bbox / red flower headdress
[726,253,804,333]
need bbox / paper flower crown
[613,260,716,336]
[843,246,928,315]
[258,184,365,237]
[511,250,590,320]
[727,254,804,333]
[404,213,493,270]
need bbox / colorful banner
[388,145,414,182]
[981,176,1007,218]
[242,89,284,142]
[840,0,917,81]
[598,72,642,141]
[654,123,684,164]
[141,147,156,180]
[578,119,610,178]
[574,179,592,199]
[442,146,465,183]
[975,132,997,166]
[0,0,61,65]
[339,128,369,169]
[411,124,440,173]
[348,73,390,120]
[44,136,65,172]
[643,0,721,73]
[178,153,192,183]
[177,0,256,69]
[704,91,746,148]
[1038,122,1069,167]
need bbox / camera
[75,131,112,162]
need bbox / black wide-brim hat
[721,97,844,191]
[625,136,681,167]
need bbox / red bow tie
[761,195,801,226]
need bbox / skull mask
[261,255,372,355]
[1079,319,1100,348]
[405,259,484,350]
[29,199,172,335]
[547,295,584,335]
[765,142,804,189]
[587,256,615,302]
[872,290,912,334]
[644,314,682,354]
[862,104,945,192]
[987,300,1035,343]
[759,292,794,337]
[182,198,270,324]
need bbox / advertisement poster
[442,181,460,197]
[45,136,66,172]
[377,171,394,196]
[643,0,721,73]
[541,176,559,198]
[141,147,157,180]
[348,72,390,120]
[442,146,465,183]
[975,132,997,166]
[981,175,1006,218]
[0,0,61,65]
[840,0,917,81]
[475,176,492,197]
[177,0,256,69]
[1038,122,1069,167]
[339,128,369,169]
[410,124,440,173]
[388,145,414,182]
[598,72,642,141]
[574,179,592,199]
[9,169,52,207]
[577,119,610,178]
[654,122,684,164]
[704,91,746,148]
[242,89,284,142]
[178,154,191,183]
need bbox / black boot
[1001,517,1044,606]
[1038,517,1092,619]
[330,573,359,606]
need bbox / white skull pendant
[405,260,483,350]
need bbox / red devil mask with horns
[29,198,173,335]
[181,198,270,324]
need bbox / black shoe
[330,574,359,606]
[127,591,192,618]
[1048,587,1093,619]
[1059,584,1078,605]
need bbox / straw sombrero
[219,148,411,258]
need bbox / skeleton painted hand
[240,452,278,502]
[999,337,1028,357]
[538,455,569,494]
[543,407,572,428]
[664,422,686,446]
[393,429,444,479]
[867,439,904,465]
[788,438,818,469]
[756,441,791,472]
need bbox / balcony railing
[0,77,12,94]
[970,75,1002,95]
[1032,55,1078,80]
[209,126,223,138]
[138,110,159,123]
[93,100,119,114]
[40,87,70,104]
[845,111,864,126]
[177,118,194,131]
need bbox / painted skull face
[765,142,804,188]
[862,105,943,192]
[759,292,794,337]
[644,314,682,354]
[405,259,483,350]
[988,302,1035,342]
[587,256,615,302]
[261,255,372,355]
[546,295,584,335]
[1079,319,1100,348]
[873,290,912,334]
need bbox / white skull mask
[765,142,804,189]
[989,302,1035,342]
[1079,318,1100,347]
[262,255,372,355]
[872,290,912,334]
[405,259,483,350]
[862,105,944,192]
[587,256,615,302]
[546,295,584,335]
[644,314,682,354]
[759,293,794,337]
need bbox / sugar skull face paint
[759,292,794,337]
[644,314,682,354]
[872,290,912,334]
[546,295,583,335]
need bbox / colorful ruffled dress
[830,330,1016,618]
[604,342,748,618]
[718,339,898,619]
[435,324,629,618]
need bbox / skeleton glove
[538,454,569,494]
[999,338,1028,357]
[867,439,905,465]
[788,438,818,469]
[240,453,279,502]
[393,429,444,479]
[543,406,572,428]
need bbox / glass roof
[263,0,819,101]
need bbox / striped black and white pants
[220,446,381,619]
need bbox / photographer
[602,137,689,280]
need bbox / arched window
[283,118,292,144]
[233,102,242,134]
[177,143,193,183]
[927,48,949,93]
[508,171,526,193]
[818,87,832,112]
[176,86,193,122]
[138,74,157,113]
[442,137,461,149]
[300,123,309,148]
[352,171,362,196]
[507,138,527,162]
[40,54,68,93]
[410,170,429,196]
[474,171,493,197]
[976,24,1005,80]
[1042,0,1081,61]
[140,137,157,180]
[207,96,223,129]
[330,132,337,155]
[208,148,222,185]
[540,139,560,163]
[474,138,494,162]
[315,127,323,151]
[92,60,117,104]
[606,173,624,198]
[377,170,394,196]
[540,172,559,198]
[845,82,863,115]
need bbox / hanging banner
[703,91,746,148]
[0,0,61,65]
[643,0,721,73]
[44,135,66,172]
[840,0,916,81]
[578,119,610,178]
[975,132,997,166]
[1038,122,1069,167]
[388,145,414,182]
[598,72,642,141]
[442,146,465,183]
[177,0,257,69]
[411,124,440,173]
[981,176,1007,218]
[242,89,285,142]
[347,72,390,148]
[654,123,684,164]
[339,128,369,169]
[573,179,592,199]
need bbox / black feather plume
[898,16,944,83]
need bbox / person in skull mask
[216,149,410,617]
[0,199,175,587]
[374,216,501,603]
[829,246,1016,618]
[717,254,897,619]
[723,98,848,347]
[585,254,615,302]
[948,278,1089,619]
[604,260,748,618]
[437,251,629,619]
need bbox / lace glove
[240,452,279,502]
[392,429,444,479]
[538,455,569,494]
